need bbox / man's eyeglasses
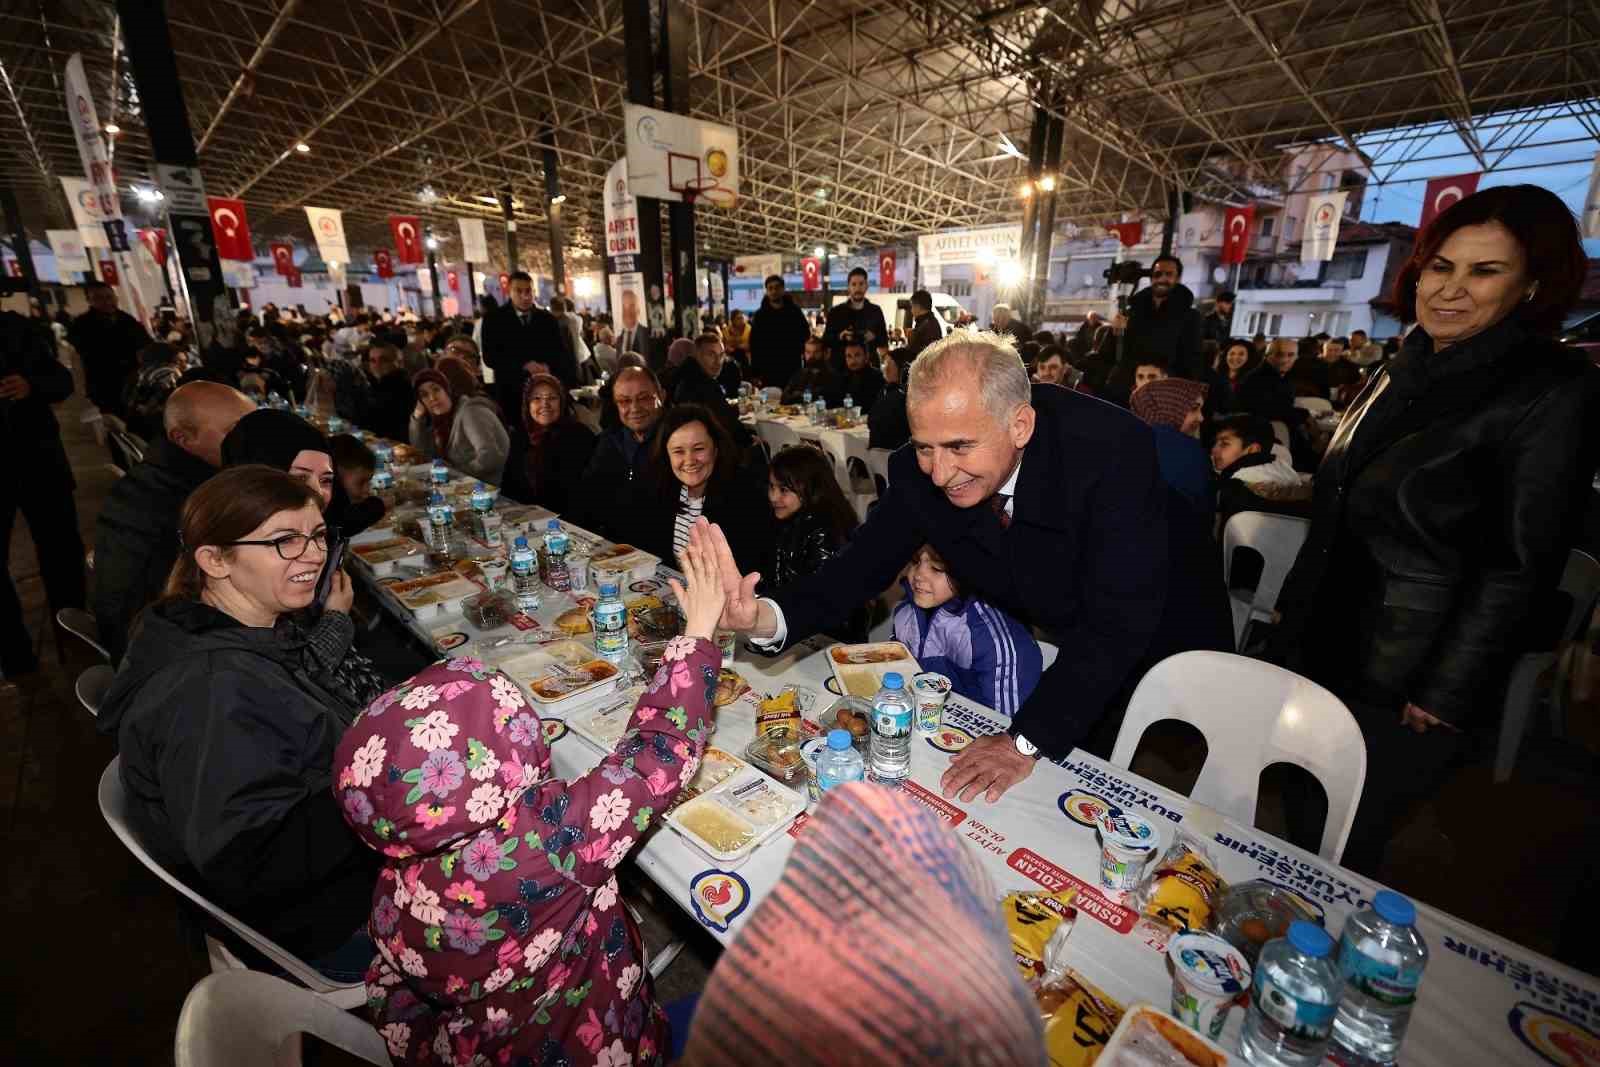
[226,529,329,560]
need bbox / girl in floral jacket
[334,546,725,1066]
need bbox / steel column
[499,189,518,272]
[662,0,700,337]
[622,0,668,358]
[1027,111,1063,324]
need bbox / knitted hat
[1130,376,1208,430]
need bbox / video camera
[1102,259,1148,287]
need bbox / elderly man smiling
[692,331,1230,803]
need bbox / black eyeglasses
[226,529,329,560]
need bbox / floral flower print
[589,789,630,833]
[350,734,385,787]
[483,1006,510,1038]
[617,962,642,1000]
[400,684,439,711]
[419,749,465,798]
[466,782,506,823]
[415,802,455,830]
[445,880,486,909]
[399,946,428,977]
[596,1038,633,1067]
[408,707,458,751]
[605,835,635,869]
[484,966,514,993]
[341,789,373,825]
[443,909,488,955]
[490,674,526,710]
[407,883,446,927]
[468,745,500,783]
[593,878,618,912]
[507,712,539,747]
[663,635,697,661]
[373,895,401,936]
[380,1023,411,1057]
[461,830,503,881]
[445,656,486,673]
[525,927,562,971]
[366,687,400,718]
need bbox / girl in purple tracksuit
[892,544,1043,717]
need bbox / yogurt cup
[1167,932,1251,1040]
[912,671,952,734]
[1095,806,1159,894]
[478,557,509,592]
[568,555,590,593]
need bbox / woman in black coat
[1271,185,1600,875]
[621,404,772,575]
[501,373,597,513]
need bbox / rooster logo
[689,869,749,932]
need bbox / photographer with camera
[1102,255,1203,408]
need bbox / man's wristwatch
[1007,726,1043,760]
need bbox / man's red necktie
[990,493,1011,530]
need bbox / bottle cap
[598,580,619,596]
[430,490,444,504]
[882,672,904,689]
[1287,920,1334,958]
[827,729,853,750]
[547,519,561,530]
[1372,890,1416,926]
[474,481,486,489]
[514,536,529,548]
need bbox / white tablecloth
[348,464,1597,1067]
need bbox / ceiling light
[418,185,438,203]
[133,186,164,203]
[550,194,567,205]
[104,122,120,135]
[1018,182,1033,199]
[1038,175,1057,192]
[814,187,829,200]
[425,236,439,250]
[812,245,825,257]
[294,141,311,153]
[998,259,1026,287]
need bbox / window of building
[1268,313,1283,335]
[1286,216,1298,236]
[1322,250,1367,283]
[1326,311,1349,336]
[1321,171,1338,191]
[943,281,972,298]
[1259,216,1276,237]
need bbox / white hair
[906,329,1032,425]
[992,303,1011,314]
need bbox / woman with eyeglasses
[99,466,381,981]
[500,372,596,512]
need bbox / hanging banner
[103,219,131,253]
[206,197,254,262]
[603,158,641,261]
[99,259,118,285]
[801,257,821,291]
[623,103,740,208]
[1584,153,1600,239]
[458,218,489,263]
[390,215,424,265]
[269,242,295,275]
[221,260,254,289]
[305,205,350,264]
[609,272,646,340]
[447,269,460,292]
[1108,221,1145,249]
[1221,206,1254,265]
[61,177,110,248]
[155,163,207,215]
[498,271,511,293]
[1300,192,1350,264]
[708,270,725,302]
[732,253,782,281]
[47,229,90,273]
[878,249,896,289]
[137,228,167,266]
[916,224,1023,268]
[374,249,395,279]
[286,267,303,288]
[1418,173,1481,232]
[65,52,150,323]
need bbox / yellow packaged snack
[1000,888,1079,983]
[1131,832,1225,933]
[1041,967,1125,1067]
[754,688,800,740]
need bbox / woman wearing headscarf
[409,355,510,484]
[500,373,597,512]
[221,409,390,714]
[1129,376,1212,519]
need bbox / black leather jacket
[768,510,846,589]
[1273,320,1600,726]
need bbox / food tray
[589,543,662,582]
[826,641,922,699]
[350,536,428,577]
[567,686,645,749]
[388,571,482,616]
[519,655,623,710]
[665,768,806,868]
[1097,1005,1232,1066]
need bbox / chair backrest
[58,607,110,660]
[175,970,392,1067]
[96,758,363,999]
[758,419,805,454]
[1558,549,1600,643]
[1270,420,1290,447]
[75,664,115,717]
[1293,396,1333,414]
[1222,512,1311,614]
[1110,651,1367,862]
[865,447,893,493]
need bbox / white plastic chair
[97,758,368,1008]
[757,419,805,455]
[1293,396,1333,415]
[1270,420,1290,448]
[1495,548,1600,782]
[1111,651,1367,862]
[175,970,391,1067]
[58,607,109,660]
[75,664,115,718]
[865,447,893,493]
[1221,512,1311,650]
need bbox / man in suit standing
[613,286,654,370]
[480,271,572,415]
[68,281,150,418]
[692,331,1230,803]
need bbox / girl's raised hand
[669,543,725,642]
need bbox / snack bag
[755,688,801,740]
[1129,831,1225,933]
[1040,968,1124,1067]
[1000,888,1078,984]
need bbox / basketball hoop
[682,175,738,210]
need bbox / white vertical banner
[60,178,110,248]
[732,253,782,280]
[304,206,351,264]
[458,218,489,263]
[1301,191,1350,264]
[47,229,91,273]
[1583,151,1600,239]
[63,54,149,321]
[603,158,641,262]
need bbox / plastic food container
[567,687,644,749]
[827,641,921,699]
[462,590,515,631]
[1210,880,1324,966]
[1098,1004,1232,1066]
[799,736,828,802]
[743,728,808,789]
[1096,807,1160,895]
[666,769,807,868]
[821,696,873,756]
[1167,932,1251,1041]
[350,536,428,577]
[912,671,952,733]
[525,658,622,709]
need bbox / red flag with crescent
[1418,173,1481,232]
[286,266,303,288]
[1221,206,1254,265]
[374,249,395,279]
[878,250,896,289]
[269,242,294,275]
[390,215,424,264]
[1108,221,1144,248]
[99,259,119,286]
[801,257,821,291]
[498,272,511,293]
[206,196,254,262]
[447,269,460,292]
[138,228,168,266]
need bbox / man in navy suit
[480,271,573,415]
[692,331,1230,802]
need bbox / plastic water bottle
[1241,921,1340,1066]
[543,519,571,592]
[510,537,541,613]
[816,729,865,793]
[868,672,913,786]
[427,491,456,560]
[843,393,855,421]
[592,579,628,660]
[430,458,449,486]
[1331,892,1429,1064]
[801,388,813,410]
[813,398,826,424]
[373,443,394,467]
[470,481,494,514]
[370,465,394,494]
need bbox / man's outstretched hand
[685,518,771,635]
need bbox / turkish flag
[137,228,167,266]
[1221,206,1254,265]
[878,250,896,289]
[6,260,20,278]
[389,215,424,264]
[498,272,510,293]
[206,196,255,262]
[1109,221,1144,248]
[286,267,303,288]
[374,249,395,279]
[269,242,294,275]
[1418,173,1481,232]
[801,257,821,291]
[99,259,119,285]
[447,269,460,292]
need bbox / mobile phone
[312,537,349,614]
